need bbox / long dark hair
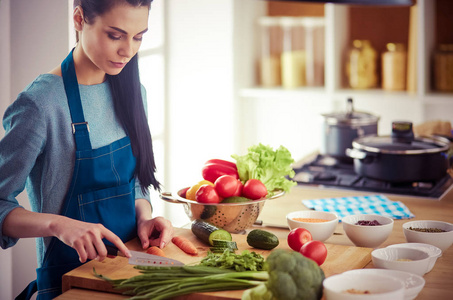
[74,0,159,194]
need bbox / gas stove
[293,154,453,200]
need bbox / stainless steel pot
[346,121,451,182]
[321,98,379,162]
[160,188,285,233]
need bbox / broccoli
[242,249,325,300]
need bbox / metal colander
[160,188,284,233]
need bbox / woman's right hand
[51,216,131,263]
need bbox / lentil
[292,217,329,223]
[408,227,446,233]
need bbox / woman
[0,0,173,299]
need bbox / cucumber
[212,239,238,250]
[246,229,279,250]
[191,219,232,246]
[221,196,251,203]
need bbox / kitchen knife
[105,244,184,266]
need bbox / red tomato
[202,163,239,183]
[195,185,221,203]
[242,179,268,200]
[232,180,243,197]
[287,228,313,252]
[214,175,240,198]
[299,240,328,266]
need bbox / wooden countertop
[57,186,453,300]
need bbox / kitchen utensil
[105,245,184,266]
[346,121,450,182]
[321,98,379,162]
[286,210,338,242]
[323,272,405,300]
[387,243,441,272]
[343,269,425,300]
[160,188,284,233]
[402,220,453,252]
[342,214,393,248]
[371,247,430,276]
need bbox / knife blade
[105,244,184,266]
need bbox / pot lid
[352,135,450,155]
[322,98,379,126]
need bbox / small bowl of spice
[323,272,405,300]
[371,247,431,276]
[286,210,339,242]
[342,214,394,248]
[387,243,442,272]
[402,220,453,252]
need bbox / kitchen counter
[56,186,453,300]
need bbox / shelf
[239,86,327,99]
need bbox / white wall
[0,0,13,298]
[0,0,70,298]
[163,0,240,225]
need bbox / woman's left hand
[137,216,174,249]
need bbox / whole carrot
[172,235,198,255]
[146,246,166,257]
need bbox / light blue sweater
[0,74,150,265]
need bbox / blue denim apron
[16,50,137,300]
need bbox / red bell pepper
[202,159,239,183]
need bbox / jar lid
[352,135,450,155]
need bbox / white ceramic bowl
[323,272,405,300]
[387,243,442,272]
[342,214,393,248]
[402,220,453,252]
[286,210,339,242]
[343,269,425,300]
[371,247,431,276]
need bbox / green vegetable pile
[232,144,297,194]
[199,249,265,272]
[94,249,324,300]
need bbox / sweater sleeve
[0,93,47,249]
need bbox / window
[138,0,167,218]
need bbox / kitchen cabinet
[235,0,453,161]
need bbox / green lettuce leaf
[231,144,297,193]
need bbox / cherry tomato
[232,180,243,197]
[299,240,328,266]
[242,179,268,200]
[287,228,313,252]
[202,163,239,183]
[214,175,240,198]
[195,185,221,203]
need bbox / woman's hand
[51,217,131,263]
[2,207,131,263]
[137,216,174,249]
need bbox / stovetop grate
[293,155,453,199]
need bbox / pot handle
[159,192,185,204]
[346,148,375,164]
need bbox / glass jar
[382,43,407,91]
[434,44,453,92]
[346,40,378,89]
[258,17,282,87]
[280,17,306,89]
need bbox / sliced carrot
[172,235,198,255]
[146,246,166,257]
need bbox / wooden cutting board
[62,228,372,299]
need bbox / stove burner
[294,154,453,199]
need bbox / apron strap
[15,280,37,300]
[61,49,92,151]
